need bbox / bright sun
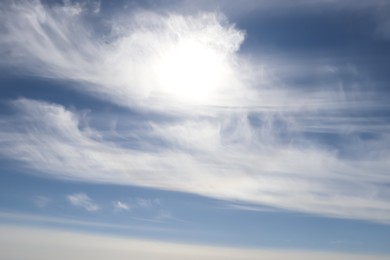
[156,39,227,104]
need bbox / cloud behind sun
[0,1,248,110]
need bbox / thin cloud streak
[0,212,174,233]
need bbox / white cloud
[0,1,250,111]
[0,225,389,260]
[0,98,389,223]
[223,203,280,212]
[0,1,389,225]
[67,193,100,212]
[1,0,382,116]
[113,201,130,212]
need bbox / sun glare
[156,40,227,104]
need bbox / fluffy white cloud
[113,201,130,212]
[67,193,100,212]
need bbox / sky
[0,0,390,259]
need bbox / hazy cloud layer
[0,226,388,260]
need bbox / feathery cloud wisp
[0,1,389,224]
[0,1,249,110]
[113,201,130,212]
[0,98,389,223]
[67,193,100,212]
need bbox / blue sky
[0,0,390,259]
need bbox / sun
[155,39,228,104]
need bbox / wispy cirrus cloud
[136,197,161,209]
[0,0,249,111]
[2,0,388,89]
[1,0,373,115]
[0,0,389,225]
[67,193,100,212]
[0,98,389,223]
